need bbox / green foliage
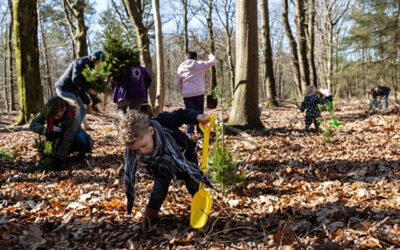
[102,31,140,81]
[82,64,109,93]
[208,124,245,193]
[265,99,278,107]
[34,138,60,172]
[0,149,14,161]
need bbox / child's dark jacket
[300,94,325,118]
[370,86,390,98]
[29,99,83,160]
[124,109,212,214]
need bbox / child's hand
[196,114,209,125]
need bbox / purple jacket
[112,66,152,103]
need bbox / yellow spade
[190,116,216,229]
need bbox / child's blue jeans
[70,131,92,153]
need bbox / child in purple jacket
[112,65,152,118]
[177,51,216,136]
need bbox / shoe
[76,152,86,160]
[141,207,160,231]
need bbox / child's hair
[307,85,316,95]
[119,110,150,145]
[42,96,66,117]
[186,51,197,60]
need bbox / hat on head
[91,50,105,61]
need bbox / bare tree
[62,0,88,58]
[122,0,156,108]
[229,0,263,128]
[295,0,310,94]
[307,0,318,87]
[38,0,53,99]
[215,0,235,97]
[152,0,165,114]
[260,0,278,106]
[181,0,189,53]
[282,0,302,96]
[7,0,15,110]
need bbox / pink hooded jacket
[177,54,216,98]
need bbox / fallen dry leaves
[1,100,400,249]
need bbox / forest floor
[1,99,400,249]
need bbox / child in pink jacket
[177,51,216,136]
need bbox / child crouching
[119,109,213,231]
[300,85,326,133]
[30,97,92,168]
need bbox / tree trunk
[3,37,10,111]
[13,0,43,124]
[152,0,165,115]
[207,0,218,109]
[7,0,15,110]
[38,0,53,99]
[66,0,88,57]
[282,0,302,97]
[228,0,263,128]
[182,0,189,53]
[122,0,155,108]
[260,0,278,106]
[295,0,310,95]
[307,0,317,87]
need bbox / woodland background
[1,0,400,249]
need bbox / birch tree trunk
[13,0,43,124]
[122,0,155,108]
[260,0,278,106]
[228,0,263,128]
[152,0,165,115]
[282,0,302,97]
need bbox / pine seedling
[82,64,109,93]
[0,149,14,161]
[208,124,245,193]
[34,137,60,172]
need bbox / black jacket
[124,109,200,213]
[54,56,94,94]
[29,99,83,160]
[370,86,390,98]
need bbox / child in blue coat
[300,85,326,133]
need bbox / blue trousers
[56,88,86,124]
[384,90,390,108]
[70,131,92,153]
[183,95,204,135]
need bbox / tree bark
[13,0,43,124]
[182,0,189,53]
[307,0,318,87]
[228,0,263,128]
[260,0,278,106]
[7,0,15,110]
[207,0,217,109]
[282,0,302,97]
[152,0,165,115]
[215,0,235,97]
[38,0,53,99]
[3,36,9,111]
[295,0,311,95]
[122,0,155,108]
[65,0,88,57]
[62,0,76,58]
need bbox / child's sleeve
[155,108,200,131]
[55,120,80,160]
[71,60,89,91]
[300,100,306,112]
[29,113,46,134]
[196,54,216,70]
[124,148,137,214]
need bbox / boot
[141,207,160,231]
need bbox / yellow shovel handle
[199,116,216,172]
